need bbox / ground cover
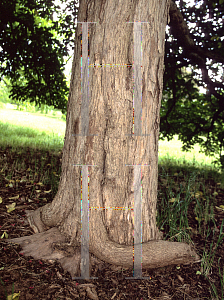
[0,108,223,299]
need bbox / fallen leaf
[44,190,51,194]
[8,195,20,200]
[7,291,20,300]
[6,202,16,213]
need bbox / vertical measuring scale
[73,20,151,280]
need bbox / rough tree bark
[8,0,200,278]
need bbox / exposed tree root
[7,227,83,277]
[7,209,200,278]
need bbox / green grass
[0,105,220,168]
[0,107,66,154]
[159,135,218,169]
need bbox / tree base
[7,210,200,278]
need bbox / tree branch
[169,0,224,64]
[168,0,224,122]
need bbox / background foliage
[0,0,78,114]
[161,0,224,165]
[0,0,224,165]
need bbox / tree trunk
[8,0,200,278]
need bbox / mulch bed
[0,146,223,299]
